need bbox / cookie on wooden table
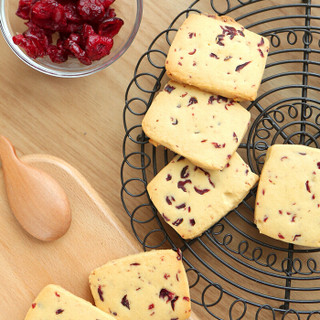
[165,13,269,101]
[255,144,320,247]
[147,153,259,239]
[24,284,116,320]
[89,249,191,320]
[142,80,251,171]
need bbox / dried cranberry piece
[56,309,64,315]
[31,0,67,31]
[98,17,123,38]
[235,61,251,72]
[64,38,92,65]
[180,166,189,179]
[159,289,175,302]
[77,0,105,21]
[121,294,130,309]
[177,180,191,192]
[172,218,183,226]
[64,2,82,23]
[171,296,179,311]
[164,84,175,93]
[47,44,68,62]
[16,0,36,20]
[98,285,104,301]
[194,186,210,195]
[85,34,113,61]
[13,34,42,59]
[100,0,114,9]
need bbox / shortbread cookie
[255,144,320,247]
[25,284,116,320]
[89,250,191,320]
[165,13,269,101]
[147,153,259,239]
[142,80,250,170]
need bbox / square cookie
[142,80,250,170]
[25,284,116,320]
[255,144,320,247]
[89,250,191,320]
[147,153,259,239]
[165,13,269,101]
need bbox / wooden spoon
[0,135,71,241]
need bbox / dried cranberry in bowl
[12,0,124,65]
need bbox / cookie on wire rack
[147,153,259,239]
[165,13,269,101]
[142,80,250,171]
[255,144,320,247]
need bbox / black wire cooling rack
[121,0,320,318]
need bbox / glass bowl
[0,0,143,77]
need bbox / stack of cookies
[142,13,269,239]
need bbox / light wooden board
[0,154,199,320]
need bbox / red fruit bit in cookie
[188,32,196,38]
[210,53,219,59]
[55,291,60,297]
[194,186,210,195]
[164,85,176,93]
[299,152,307,156]
[262,189,265,195]
[216,34,225,46]
[233,132,238,143]
[180,166,189,179]
[171,296,179,311]
[166,196,173,205]
[162,213,170,222]
[257,37,264,47]
[235,61,251,72]
[317,162,320,169]
[212,142,223,148]
[190,219,195,226]
[171,117,178,125]
[201,139,207,143]
[188,49,196,55]
[291,215,296,222]
[279,210,283,215]
[263,216,268,222]
[312,194,315,200]
[293,234,301,241]
[183,296,190,302]
[188,97,198,106]
[175,202,186,209]
[224,55,232,61]
[32,303,37,309]
[166,174,172,181]
[130,263,140,266]
[148,303,155,310]
[281,156,288,161]
[121,295,130,309]
[164,273,170,279]
[220,25,241,40]
[178,180,192,192]
[278,233,285,239]
[98,285,104,301]
[159,289,175,302]
[306,180,311,193]
[258,48,264,58]
[56,309,64,315]
[172,218,183,226]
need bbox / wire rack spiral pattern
[121,0,320,318]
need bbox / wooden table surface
[1,0,319,319]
